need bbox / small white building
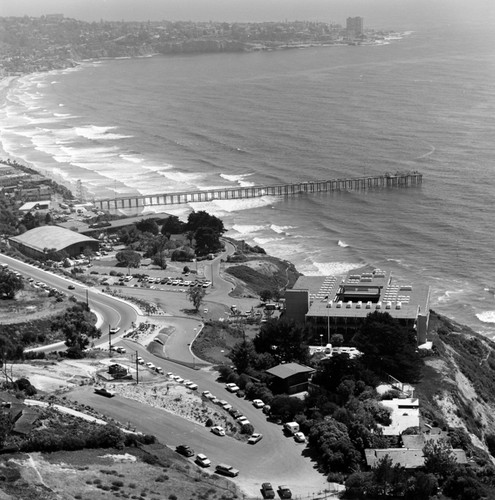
[379,398,420,436]
[19,200,51,214]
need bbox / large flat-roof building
[285,269,430,344]
[9,226,99,259]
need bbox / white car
[252,399,265,409]
[202,390,214,399]
[145,362,155,369]
[211,426,226,436]
[186,382,198,390]
[294,432,306,443]
[137,357,144,365]
[195,453,211,467]
[225,383,240,393]
[247,433,263,444]
[175,377,184,384]
[222,403,233,411]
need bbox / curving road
[0,254,138,349]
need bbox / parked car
[215,464,239,477]
[195,453,211,467]
[222,403,233,411]
[293,432,306,443]
[247,433,263,445]
[277,486,292,499]
[94,387,115,398]
[261,483,275,499]
[252,399,265,409]
[236,390,245,398]
[68,284,75,290]
[225,383,240,393]
[211,426,226,436]
[175,444,194,457]
[202,390,214,399]
[186,382,198,390]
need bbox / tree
[352,311,423,383]
[187,211,225,235]
[160,215,185,235]
[260,289,272,302]
[186,285,205,312]
[115,248,141,270]
[152,250,167,269]
[307,417,361,472]
[135,218,159,235]
[0,270,23,299]
[51,303,101,357]
[423,438,458,479]
[194,226,222,256]
[253,317,310,365]
[229,340,257,374]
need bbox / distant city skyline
[0,0,493,29]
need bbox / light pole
[327,300,331,345]
[320,334,323,347]
[108,325,112,353]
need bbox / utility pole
[86,288,89,307]
[108,325,112,353]
[135,350,139,384]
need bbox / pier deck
[92,171,422,211]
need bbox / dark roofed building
[9,226,99,259]
[265,362,315,395]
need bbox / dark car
[261,483,275,499]
[175,444,194,457]
[277,486,292,499]
[236,390,245,398]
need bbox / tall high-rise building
[346,17,364,38]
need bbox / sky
[0,0,494,29]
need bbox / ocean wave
[221,173,254,184]
[338,240,349,248]
[75,125,132,141]
[476,311,495,324]
[308,261,363,277]
[231,224,267,235]
[270,224,295,234]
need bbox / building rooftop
[10,226,98,253]
[292,269,430,320]
[266,363,315,380]
[379,398,420,436]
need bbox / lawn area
[192,320,258,365]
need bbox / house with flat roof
[265,362,315,395]
[365,430,468,469]
[379,398,420,436]
[285,268,430,344]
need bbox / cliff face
[156,39,246,54]
[416,312,495,462]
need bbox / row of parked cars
[175,445,239,477]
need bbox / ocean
[1,21,494,337]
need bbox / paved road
[67,381,331,498]
[0,254,138,349]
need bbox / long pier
[92,171,422,211]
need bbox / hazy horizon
[1,0,494,29]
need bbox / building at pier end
[285,268,430,345]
